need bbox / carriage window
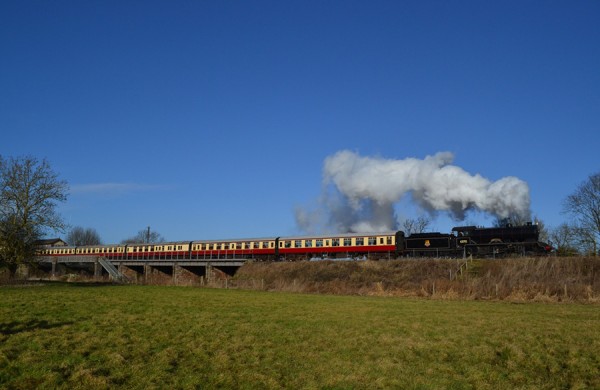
[368,237,376,245]
[253,242,259,249]
[295,240,302,248]
[379,238,384,244]
[332,239,339,247]
[305,240,312,248]
[284,241,291,248]
[344,238,352,246]
[356,238,364,245]
[387,236,392,244]
[316,239,323,247]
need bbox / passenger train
[39,223,551,261]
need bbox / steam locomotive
[39,223,551,261]
[402,223,550,258]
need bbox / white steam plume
[295,151,531,233]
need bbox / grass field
[1,283,599,389]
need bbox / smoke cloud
[295,151,531,233]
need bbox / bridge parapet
[37,255,247,267]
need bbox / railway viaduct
[35,255,246,285]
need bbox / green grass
[1,283,599,389]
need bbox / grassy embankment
[1,283,599,389]
[233,257,600,302]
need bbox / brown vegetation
[233,257,599,302]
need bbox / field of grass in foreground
[1,284,599,389]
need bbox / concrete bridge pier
[144,264,151,284]
[206,263,212,283]
[94,259,102,280]
[51,259,57,279]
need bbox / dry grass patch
[235,257,600,302]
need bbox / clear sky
[2,1,599,244]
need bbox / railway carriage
[127,242,190,260]
[190,238,278,260]
[276,232,401,260]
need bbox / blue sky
[1,1,599,243]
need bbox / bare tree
[121,227,165,244]
[402,216,431,235]
[548,223,580,256]
[563,172,600,255]
[572,223,597,256]
[66,226,102,246]
[0,156,68,277]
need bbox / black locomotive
[398,222,551,257]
